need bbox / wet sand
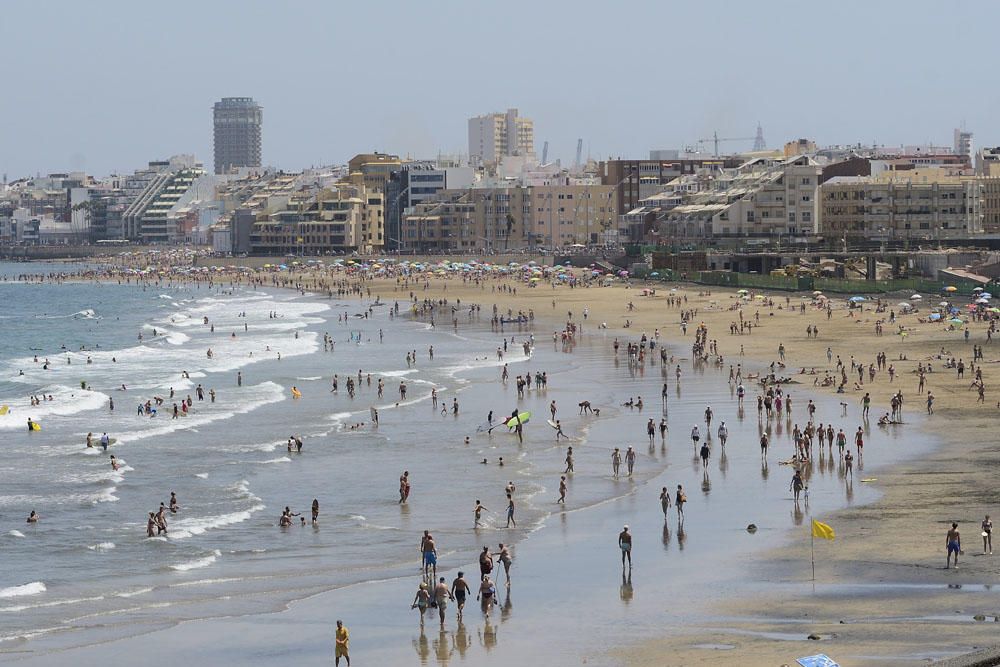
[10,272,1000,666]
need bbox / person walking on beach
[505,494,516,528]
[564,446,574,473]
[434,576,453,626]
[760,432,769,459]
[411,582,431,625]
[558,476,567,504]
[983,515,993,555]
[312,499,319,524]
[334,620,350,666]
[699,441,710,468]
[618,525,632,569]
[790,470,804,502]
[927,392,935,414]
[660,487,671,519]
[647,418,655,444]
[451,572,471,620]
[854,427,865,458]
[690,424,701,449]
[422,532,437,579]
[947,522,962,569]
[717,421,728,446]
[611,448,622,477]
[625,446,636,476]
[675,485,686,520]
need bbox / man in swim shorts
[451,571,471,620]
[947,522,961,569]
[619,525,632,569]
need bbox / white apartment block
[468,108,535,167]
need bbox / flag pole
[811,530,816,581]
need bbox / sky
[3,0,1000,179]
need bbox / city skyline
[2,1,1000,178]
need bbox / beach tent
[928,313,942,321]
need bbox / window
[801,177,811,185]
[788,212,796,222]
[801,195,811,202]
[802,212,811,222]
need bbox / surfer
[312,499,319,524]
[26,510,38,523]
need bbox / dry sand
[352,276,1000,667]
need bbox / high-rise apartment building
[468,109,534,166]
[213,97,262,175]
[954,128,974,159]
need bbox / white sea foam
[7,530,24,538]
[115,587,154,598]
[170,550,221,572]
[295,376,322,381]
[0,387,110,431]
[168,505,264,540]
[87,542,116,551]
[0,582,45,598]
[258,456,291,465]
[194,472,209,479]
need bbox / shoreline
[4,262,1000,665]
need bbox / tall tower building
[468,108,534,167]
[954,128,973,160]
[213,97,262,174]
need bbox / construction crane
[575,138,583,169]
[697,131,757,157]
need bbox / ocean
[0,262,936,664]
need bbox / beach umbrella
[989,307,1000,313]
[981,292,993,299]
[910,294,922,300]
[897,302,911,308]
[944,286,958,292]
[976,297,990,304]
[848,296,865,302]
[737,289,749,294]
[928,313,942,321]
[812,290,822,296]
[950,317,964,323]
[650,271,660,277]
[939,301,949,306]
[973,286,984,292]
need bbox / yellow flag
[812,519,835,540]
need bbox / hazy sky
[3,1,999,178]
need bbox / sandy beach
[5,261,1000,666]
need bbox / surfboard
[505,412,531,428]
[860,478,878,483]
[547,419,559,429]
[291,389,302,399]
[0,405,8,415]
[30,422,41,431]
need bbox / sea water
[0,263,934,660]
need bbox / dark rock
[807,633,821,640]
